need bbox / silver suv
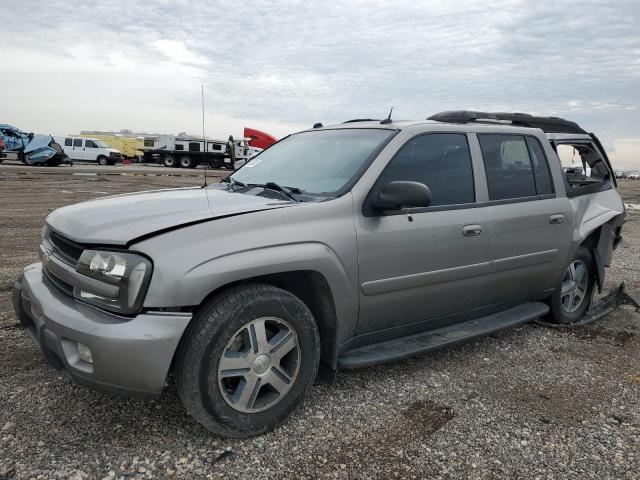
[13,111,625,437]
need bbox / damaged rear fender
[570,190,625,292]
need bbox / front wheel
[176,284,320,438]
[97,155,108,166]
[548,246,594,324]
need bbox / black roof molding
[342,119,380,123]
[428,110,587,134]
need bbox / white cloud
[151,40,209,66]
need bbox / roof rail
[428,110,586,134]
[342,119,379,123]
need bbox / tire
[162,155,176,168]
[225,161,236,170]
[97,155,108,166]
[179,156,195,169]
[548,246,595,324]
[176,284,320,438]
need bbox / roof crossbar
[427,110,587,134]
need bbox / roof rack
[427,110,586,134]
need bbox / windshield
[94,140,109,148]
[231,128,395,195]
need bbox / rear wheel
[548,246,594,324]
[97,155,108,166]
[176,284,320,438]
[162,155,176,168]
[179,156,196,169]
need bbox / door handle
[462,224,482,237]
[549,214,565,225]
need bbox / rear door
[478,133,572,303]
[63,138,73,157]
[71,138,86,160]
[355,132,492,335]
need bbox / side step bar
[338,302,549,369]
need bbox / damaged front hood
[46,186,291,245]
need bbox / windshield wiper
[225,178,301,201]
[246,181,300,201]
[222,177,245,189]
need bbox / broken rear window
[554,142,612,196]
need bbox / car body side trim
[491,249,558,273]
[361,249,559,296]
[361,261,491,296]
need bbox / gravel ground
[1,165,639,479]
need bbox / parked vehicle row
[13,110,625,437]
[615,170,640,179]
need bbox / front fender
[143,241,359,344]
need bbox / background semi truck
[142,127,277,169]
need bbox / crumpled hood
[24,133,54,153]
[46,186,291,245]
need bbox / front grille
[43,267,74,297]
[49,230,83,264]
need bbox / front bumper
[13,263,191,396]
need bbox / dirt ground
[1,161,639,479]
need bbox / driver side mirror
[370,180,432,211]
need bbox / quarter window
[375,133,475,207]
[479,135,536,200]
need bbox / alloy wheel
[560,259,589,313]
[217,317,301,413]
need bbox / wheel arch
[190,270,339,372]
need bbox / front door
[355,132,492,335]
[84,139,99,161]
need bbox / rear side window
[64,138,72,146]
[376,133,474,206]
[73,138,83,147]
[479,135,536,200]
[526,137,554,195]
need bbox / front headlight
[75,250,152,314]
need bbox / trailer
[142,135,263,169]
[78,132,144,160]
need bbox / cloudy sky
[2,0,639,166]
